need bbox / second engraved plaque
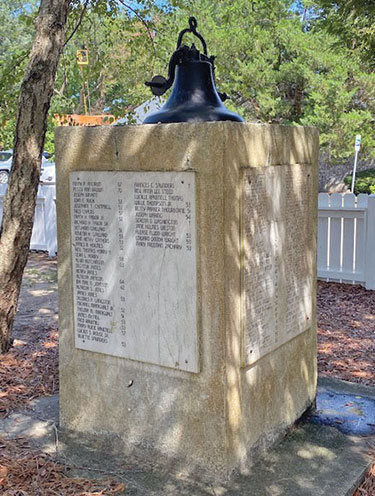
[242,165,313,365]
[70,171,198,372]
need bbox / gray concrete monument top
[55,122,318,170]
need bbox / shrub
[344,169,375,194]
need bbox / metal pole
[79,65,88,115]
[351,135,361,193]
[351,150,358,193]
[351,149,359,193]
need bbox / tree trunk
[294,78,304,119]
[0,0,70,353]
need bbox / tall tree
[167,0,375,159]
[314,0,375,65]
[0,0,70,352]
[0,0,164,352]
[51,10,159,119]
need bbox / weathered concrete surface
[58,423,371,496]
[0,379,373,496]
[318,376,375,398]
[0,395,59,455]
[309,377,375,436]
[55,122,319,474]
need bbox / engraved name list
[70,171,198,373]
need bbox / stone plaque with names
[70,171,198,372]
[242,165,313,365]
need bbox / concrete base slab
[309,377,375,436]
[0,378,373,495]
[231,423,370,496]
[0,395,59,455]
[57,421,371,496]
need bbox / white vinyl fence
[0,183,57,256]
[318,193,375,289]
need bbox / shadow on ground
[0,377,373,496]
[15,252,58,336]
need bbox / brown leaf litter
[0,324,58,419]
[354,462,375,496]
[317,281,375,386]
[0,436,124,495]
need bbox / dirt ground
[0,252,374,495]
[0,253,59,419]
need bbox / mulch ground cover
[0,436,124,495]
[317,281,375,386]
[0,324,58,419]
[354,463,375,496]
[0,330,126,494]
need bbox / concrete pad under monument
[56,122,319,476]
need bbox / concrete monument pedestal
[56,122,318,475]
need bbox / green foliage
[163,0,375,161]
[313,0,375,67]
[0,0,37,149]
[344,169,375,194]
[1,0,375,163]
[53,9,157,116]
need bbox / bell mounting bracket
[176,16,207,55]
[145,17,228,102]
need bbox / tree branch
[64,0,90,47]
[0,52,30,86]
[64,0,157,66]
[116,0,157,63]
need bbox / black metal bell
[143,17,244,124]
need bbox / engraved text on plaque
[243,165,313,365]
[70,171,198,372]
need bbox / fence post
[42,183,57,256]
[365,195,375,290]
